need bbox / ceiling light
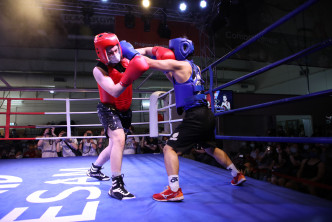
[142,0,150,8]
[200,0,207,8]
[179,2,187,12]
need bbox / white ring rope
[1,91,181,140]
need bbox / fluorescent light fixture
[3,100,23,106]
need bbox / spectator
[191,144,220,167]
[1,149,8,159]
[123,136,137,155]
[242,158,259,179]
[97,129,107,154]
[56,131,79,157]
[257,145,276,181]
[37,127,58,158]
[9,129,19,138]
[15,150,23,159]
[158,136,169,153]
[250,146,264,163]
[8,147,16,159]
[23,141,39,158]
[127,125,140,152]
[292,145,325,195]
[79,130,98,156]
[286,143,302,175]
[271,144,289,186]
[318,143,329,163]
[141,136,159,154]
[20,141,28,155]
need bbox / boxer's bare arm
[143,56,192,83]
[93,67,126,98]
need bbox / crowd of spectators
[1,139,42,159]
[180,141,332,200]
[2,125,331,201]
[0,127,106,159]
[0,126,169,159]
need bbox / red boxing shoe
[152,186,184,202]
[231,172,246,186]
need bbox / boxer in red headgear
[87,32,149,200]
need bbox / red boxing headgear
[94,33,122,64]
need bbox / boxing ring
[1,0,332,221]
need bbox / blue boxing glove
[120,40,139,60]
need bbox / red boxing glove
[152,46,175,60]
[120,55,149,87]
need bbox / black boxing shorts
[166,105,217,154]
[97,102,132,138]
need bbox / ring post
[149,91,165,137]
[66,98,71,137]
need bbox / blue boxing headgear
[169,38,194,60]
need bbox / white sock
[112,172,121,178]
[227,164,239,177]
[168,175,179,192]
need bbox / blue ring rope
[201,0,331,143]
[201,0,318,73]
[212,39,332,92]
[215,135,332,144]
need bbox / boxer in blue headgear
[169,38,194,61]
[136,40,246,202]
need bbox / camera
[87,133,92,136]
[266,146,271,151]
